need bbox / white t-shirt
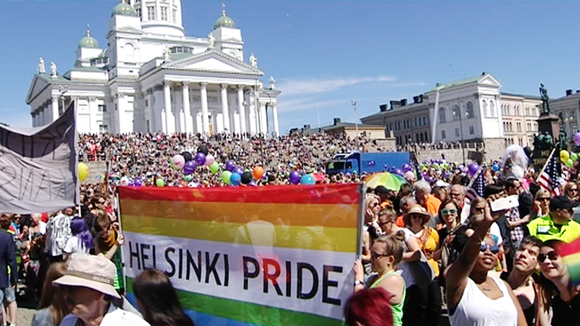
[63,236,90,255]
[397,227,417,287]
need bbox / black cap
[549,196,580,211]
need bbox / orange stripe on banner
[119,199,359,228]
[118,184,361,205]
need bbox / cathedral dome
[78,26,99,48]
[214,9,236,29]
[111,0,137,17]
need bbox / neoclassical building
[26,0,280,135]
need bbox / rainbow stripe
[119,184,362,326]
[559,236,580,285]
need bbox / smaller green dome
[214,9,236,29]
[111,0,137,17]
[78,26,99,48]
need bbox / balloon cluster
[560,150,579,168]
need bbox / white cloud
[277,97,348,113]
[278,76,397,96]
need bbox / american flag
[466,169,486,202]
[538,149,563,196]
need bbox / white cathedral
[26,0,281,135]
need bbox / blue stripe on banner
[126,293,263,326]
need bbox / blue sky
[1,1,580,134]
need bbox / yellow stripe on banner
[122,215,358,253]
[119,199,359,229]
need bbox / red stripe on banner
[560,237,580,257]
[119,183,361,204]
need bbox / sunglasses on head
[480,243,500,254]
[538,251,559,262]
[441,209,457,216]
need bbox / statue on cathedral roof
[38,57,45,74]
[208,33,215,49]
[50,62,57,77]
[249,53,257,68]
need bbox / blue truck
[325,152,410,175]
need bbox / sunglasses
[480,243,500,254]
[538,251,559,262]
[378,220,393,227]
[473,207,485,212]
[538,197,551,201]
[441,209,457,216]
[569,189,578,192]
[371,251,390,260]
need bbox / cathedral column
[164,81,175,133]
[88,97,97,133]
[237,85,246,135]
[272,103,279,136]
[259,102,268,134]
[248,89,257,135]
[182,82,192,133]
[51,95,59,122]
[221,84,230,133]
[200,82,209,134]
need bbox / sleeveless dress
[369,270,406,326]
[449,277,518,326]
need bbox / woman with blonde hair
[533,188,551,219]
[354,232,406,326]
[33,262,69,326]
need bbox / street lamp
[351,100,358,136]
[58,85,68,116]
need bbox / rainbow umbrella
[364,172,408,191]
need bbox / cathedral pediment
[163,50,262,76]
[26,75,51,105]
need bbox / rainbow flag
[558,236,580,284]
[119,184,362,326]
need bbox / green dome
[214,10,236,29]
[111,1,137,17]
[78,26,99,48]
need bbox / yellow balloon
[78,163,89,182]
[560,150,570,163]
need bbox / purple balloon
[134,178,142,187]
[402,164,412,172]
[233,167,244,175]
[574,132,580,146]
[394,168,403,176]
[184,161,197,175]
[195,152,206,166]
[248,180,258,186]
[289,171,301,185]
[468,163,480,176]
[389,166,397,173]
[226,160,236,172]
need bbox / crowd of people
[348,154,580,326]
[1,132,580,326]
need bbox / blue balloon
[230,172,242,186]
[492,163,500,172]
[300,174,316,185]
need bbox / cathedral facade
[26,0,280,135]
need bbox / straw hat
[403,204,432,226]
[53,254,120,298]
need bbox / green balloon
[221,171,232,185]
[184,175,193,182]
[155,178,165,187]
[210,161,220,174]
[567,159,574,168]
[572,153,579,162]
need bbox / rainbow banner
[119,184,363,326]
[559,236,580,285]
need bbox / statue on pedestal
[208,34,215,49]
[163,47,171,61]
[249,53,257,68]
[269,76,276,89]
[38,57,45,74]
[540,83,550,114]
[50,62,57,77]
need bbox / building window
[439,107,446,123]
[161,6,168,20]
[173,9,177,22]
[99,124,108,133]
[515,106,520,116]
[469,126,474,135]
[422,116,427,126]
[518,138,523,146]
[98,104,106,112]
[525,107,530,116]
[466,102,474,118]
[482,100,488,117]
[455,128,460,137]
[517,122,522,132]
[452,105,460,121]
[490,101,496,117]
[147,6,155,20]
[441,130,446,139]
[136,8,141,18]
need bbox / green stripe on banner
[126,278,343,326]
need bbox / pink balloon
[205,154,215,166]
[404,171,414,180]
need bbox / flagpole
[535,147,557,183]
